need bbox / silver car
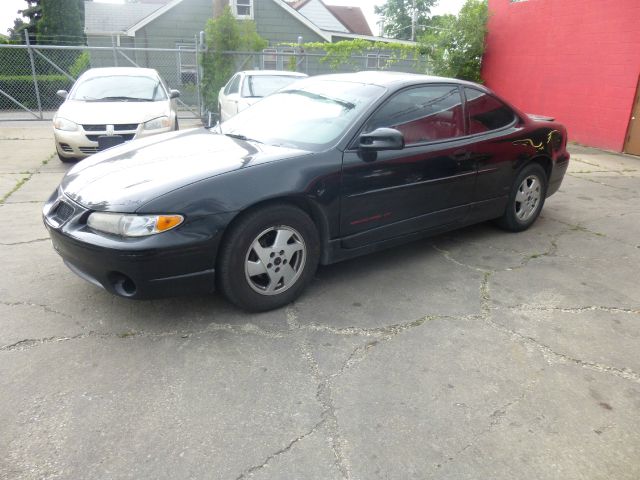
[53,67,180,162]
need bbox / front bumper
[43,191,226,299]
[54,125,173,159]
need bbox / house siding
[255,1,324,45]
[138,0,212,48]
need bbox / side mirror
[359,127,404,151]
[56,90,68,99]
[169,89,181,99]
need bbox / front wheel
[216,204,320,311]
[496,163,548,232]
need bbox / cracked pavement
[1,124,639,479]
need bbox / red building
[481,0,640,154]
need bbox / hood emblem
[106,124,115,136]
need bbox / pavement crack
[431,244,489,273]
[0,238,50,246]
[1,300,72,318]
[299,339,352,480]
[0,323,287,352]
[508,305,640,315]
[480,273,640,384]
[234,418,326,480]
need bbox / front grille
[115,124,138,131]
[82,123,139,132]
[86,134,135,142]
[79,147,100,154]
[82,124,105,131]
[59,143,73,152]
[51,200,74,224]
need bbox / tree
[420,0,488,82]
[374,0,438,41]
[8,0,41,43]
[201,6,267,111]
[37,0,84,45]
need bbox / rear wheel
[496,163,547,232]
[216,204,320,311]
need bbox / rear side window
[465,88,515,134]
[365,85,464,145]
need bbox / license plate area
[98,135,125,150]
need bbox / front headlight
[87,212,183,237]
[143,116,170,130]
[53,117,78,131]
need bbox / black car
[43,72,569,311]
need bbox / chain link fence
[0,41,427,122]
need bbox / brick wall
[482,0,640,152]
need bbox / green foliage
[0,74,71,110]
[37,0,84,45]
[201,7,267,111]
[69,51,90,78]
[374,0,438,40]
[419,0,489,82]
[299,39,427,71]
[9,0,41,43]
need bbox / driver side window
[365,85,464,145]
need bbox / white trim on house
[232,0,254,19]
[125,0,187,36]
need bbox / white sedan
[53,67,180,162]
[218,70,308,122]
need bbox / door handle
[452,150,470,160]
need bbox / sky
[0,0,466,37]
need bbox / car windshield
[241,75,304,98]
[71,75,167,101]
[221,79,386,151]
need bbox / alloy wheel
[244,226,306,295]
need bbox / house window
[233,0,253,19]
[366,54,391,70]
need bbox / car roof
[240,70,308,77]
[310,71,490,92]
[80,67,160,79]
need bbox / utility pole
[411,0,417,41]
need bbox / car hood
[61,128,309,212]
[56,99,170,125]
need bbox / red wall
[482,0,640,152]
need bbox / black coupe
[43,72,569,311]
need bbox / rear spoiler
[527,113,555,122]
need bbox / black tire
[496,163,548,232]
[216,204,320,312]
[174,117,179,131]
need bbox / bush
[0,75,72,110]
[201,7,267,111]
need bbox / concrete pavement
[1,123,639,479]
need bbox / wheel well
[217,196,330,262]
[529,155,552,181]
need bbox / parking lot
[1,121,639,479]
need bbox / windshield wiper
[224,132,263,144]
[88,96,153,102]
